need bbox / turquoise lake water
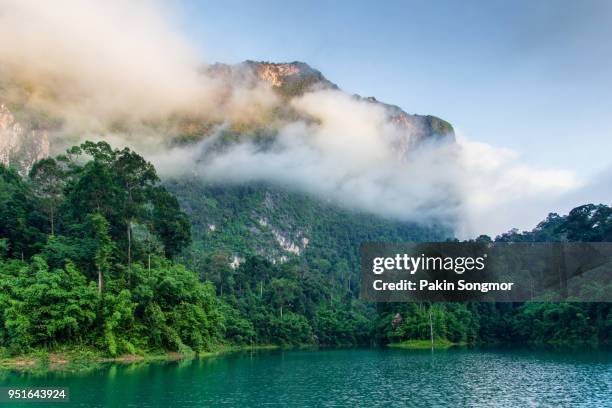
[2,348,611,407]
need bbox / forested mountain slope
[0,61,610,358]
[167,179,450,277]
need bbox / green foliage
[90,213,113,293]
[313,307,371,346]
[373,205,612,346]
[511,302,597,345]
[0,143,218,356]
[29,158,65,236]
[195,254,373,347]
[0,257,98,352]
[0,239,8,258]
[0,165,45,258]
[0,141,609,357]
[167,177,611,348]
[167,179,449,293]
[268,312,312,346]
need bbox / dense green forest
[0,142,611,360]
[165,179,448,299]
[0,142,222,356]
[376,205,612,346]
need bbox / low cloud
[155,90,581,236]
[454,135,580,237]
[0,0,279,136]
[0,0,596,237]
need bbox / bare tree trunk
[127,221,132,270]
[280,305,283,319]
[558,244,568,299]
[98,268,103,294]
[429,307,434,350]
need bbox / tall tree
[89,213,113,294]
[112,147,159,273]
[29,158,65,236]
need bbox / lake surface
[2,348,611,407]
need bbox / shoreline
[387,339,460,350]
[0,344,281,373]
[2,342,609,372]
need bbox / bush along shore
[0,345,284,373]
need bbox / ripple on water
[3,348,611,407]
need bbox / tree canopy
[0,142,610,358]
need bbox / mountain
[0,60,454,170]
[166,180,450,275]
[246,61,453,136]
[167,61,456,269]
[210,61,455,146]
[0,60,456,270]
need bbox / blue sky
[177,0,612,178]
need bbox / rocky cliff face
[0,103,50,175]
[243,61,455,145]
[244,60,338,95]
[0,60,454,167]
[250,62,304,88]
[207,60,454,142]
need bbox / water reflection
[2,348,611,407]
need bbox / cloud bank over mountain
[0,0,590,236]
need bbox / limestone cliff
[244,61,455,145]
[0,103,50,175]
